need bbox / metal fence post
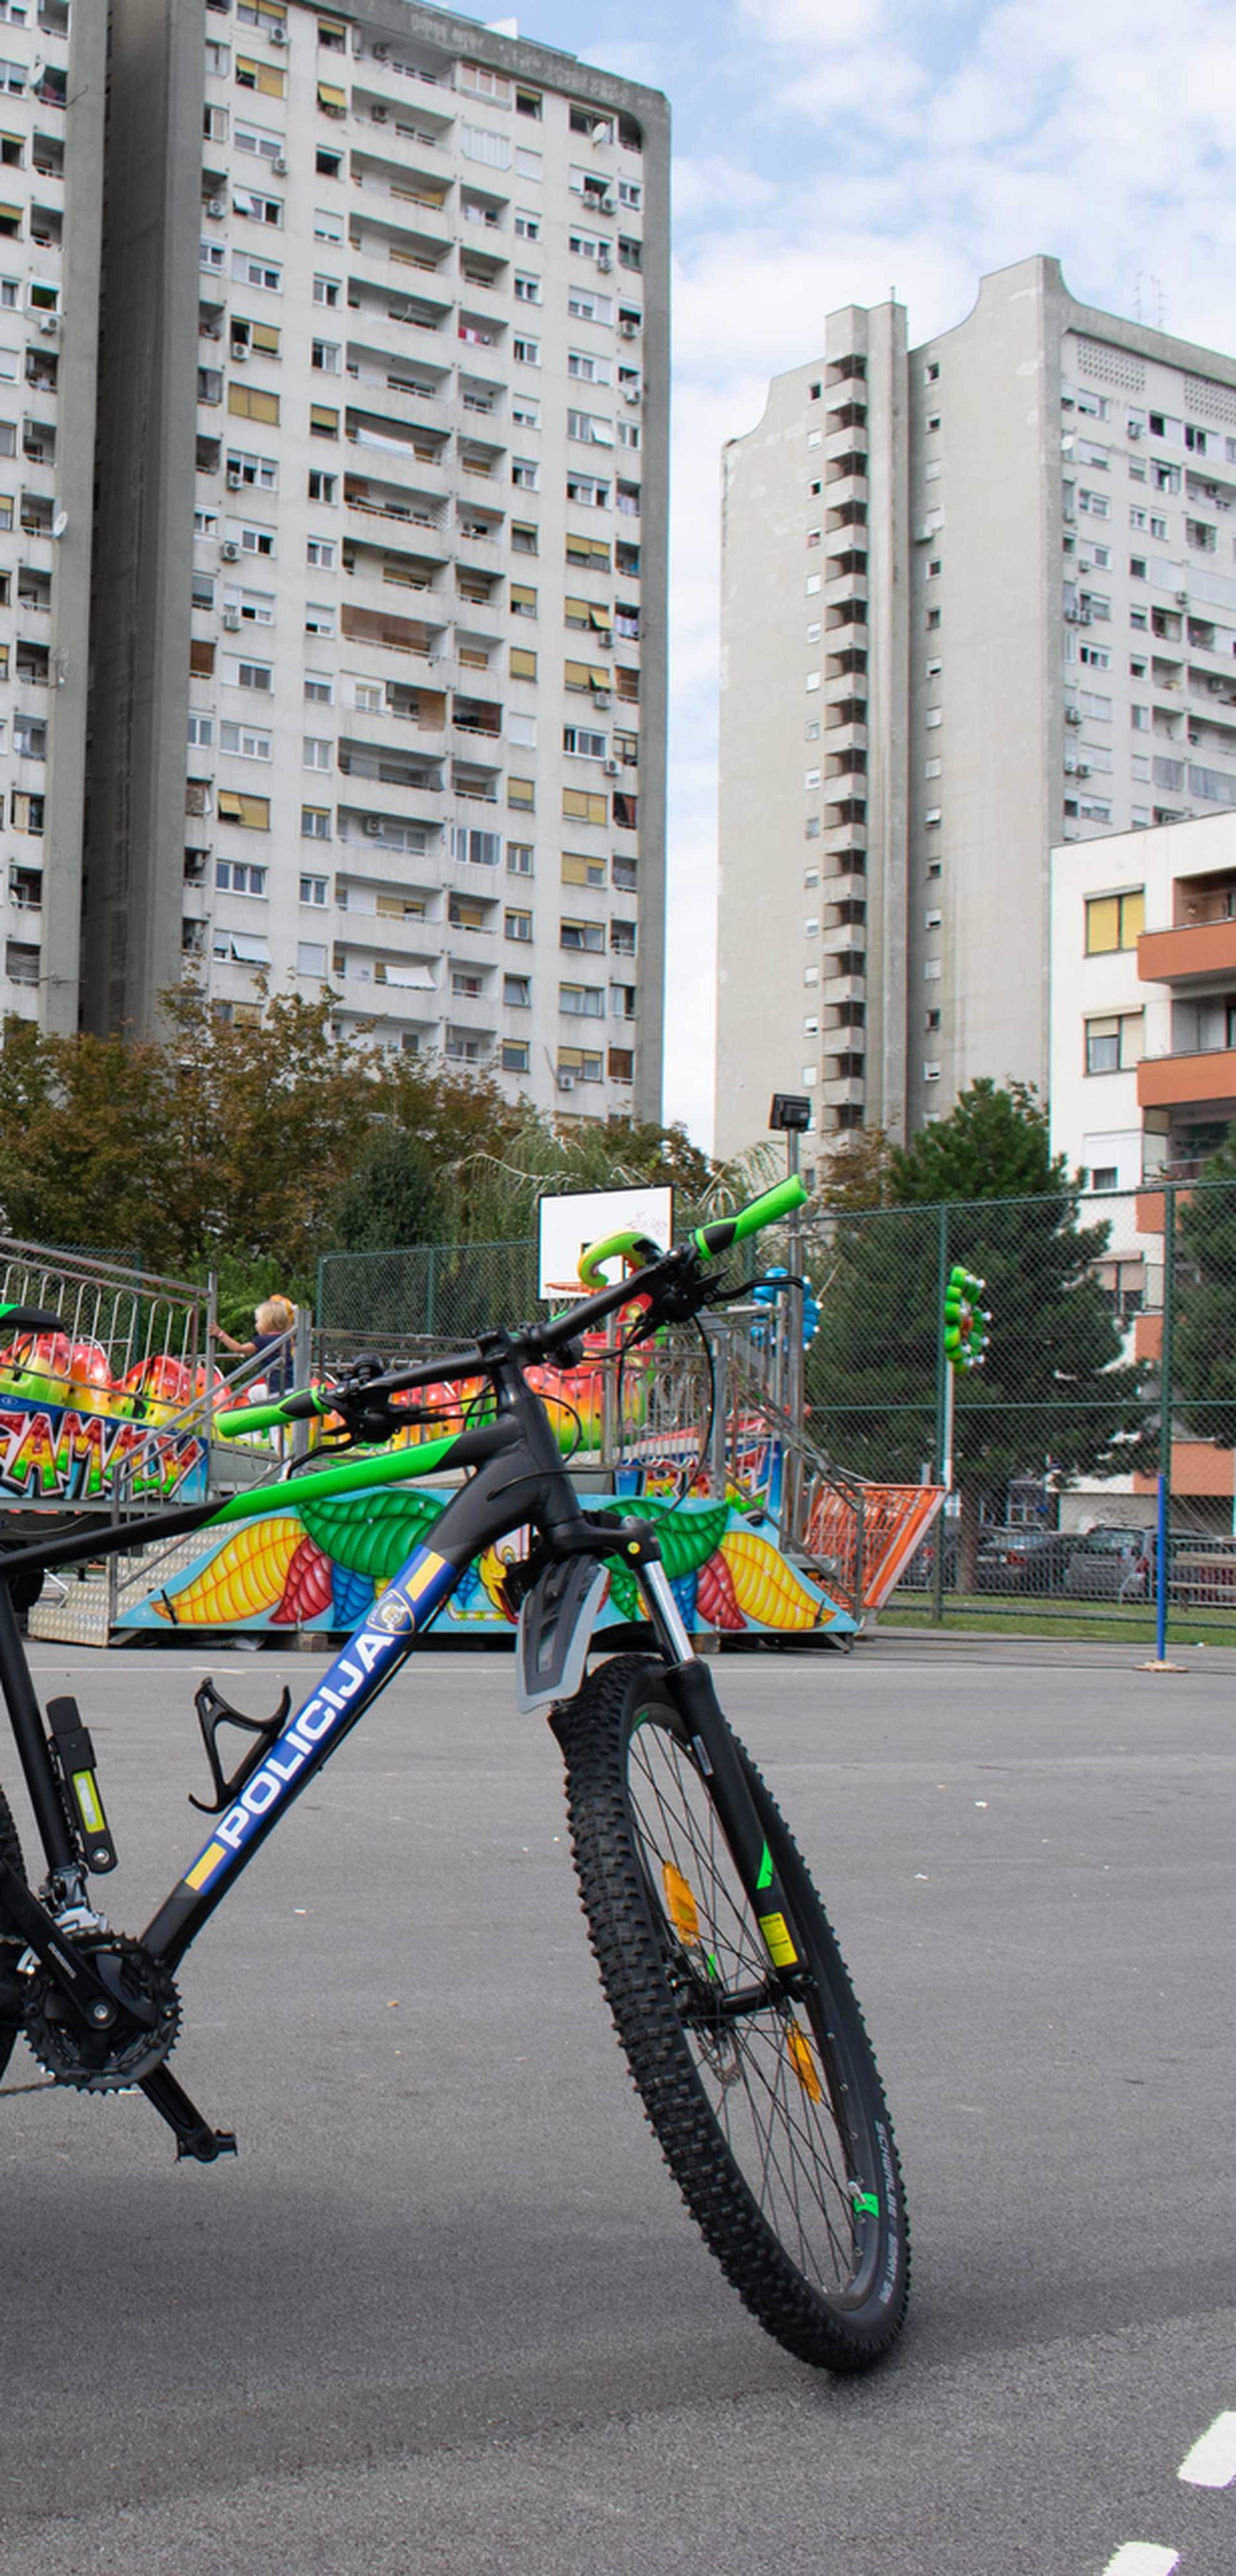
[932,1202,949,1625]
[1159,1181,1175,1638]
[426,1245,436,1338]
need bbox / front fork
[635,1552,805,1980]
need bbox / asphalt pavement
[0,1635,1231,2575]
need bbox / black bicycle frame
[0,1371,690,1966]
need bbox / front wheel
[556,1654,909,2372]
[0,1781,28,2083]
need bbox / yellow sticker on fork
[759,1910,799,1967]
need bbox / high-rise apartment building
[86,0,668,1119]
[0,0,103,1036]
[715,256,1236,1163]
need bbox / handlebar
[214,1175,809,1442]
[577,1173,807,1288]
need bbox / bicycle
[0,1179,908,2374]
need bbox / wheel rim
[627,1711,881,2306]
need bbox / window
[303,735,333,769]
[511,392,540,428]
[1130,704,1149,730]
[309,404,339,438]
[300,874,328,906]
[507,777,536,811]
[1085,889,1145,954]
[503,971,532,1006]
[311,337,341,375]
[454,827,501,867]
[216,789,270,829]
[1085,1012,1142,1074]
[568,286,612,325]
[235,55,285,98]
[505,907,533,942]
[512,334,540,366]
[232,186,283,226]
[306,535,335,568]
[220,720,272,759]
[314,207,343,243]
[560,981,604,1018]
[205,39,230,74]
[304,601,335,636]
[562,850,606,889]
[563,725,606,758]
[226,656,274,693]
[301,805,332,839]
[561,917,604,953]
[227,446,277,490]
[304,670,333,704]
[568,408,615,447]
[297,942,328,978]
[511,457,540,493]
[229,382,279,424]
[187,713,214,749]
[562,788,606,828]
[513,272,541,305]
[214,858,268,896]
[307,469,337,504]
[510,645,537,680]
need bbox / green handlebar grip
[692,1173,807,1264]
[576,1226,662,1289]
[214,1390,328,1437]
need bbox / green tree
[807,1082,1143,1585]
[1172,1135,1236,1444]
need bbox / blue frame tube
[1156,1471,1168,1663]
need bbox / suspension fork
[635,1551,806,1978]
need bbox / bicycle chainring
[24,1933,182,2092]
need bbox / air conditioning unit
[226,469,243,488]
[603,757,621,776]
[270,22,286,41]
[1128,420,1143,437]
[37,314,58,336]
[1063,604,1079,622]
[371,104,388,121]
[372,41,389,59]
[232,345,248,363]
[619,319,639,338]
[222,610,241,630]
[272,156,288,175]
[599,194,616,214]
[592,688,612,706]
[1063,755,1079,773]
[207,198,227,220]
[363,815,382,835]
[220,539,240,559]
[623,385,640,405]
[556,1071,576,1092]
[1074,759,1091,777]
[1064,704,1083,724]
[597,252,613,276]
[1175,589,1190,605]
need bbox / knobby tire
[556,1654,909,2373]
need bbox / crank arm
[139,2064,238,2163]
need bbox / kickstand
[140,2063,238,2163]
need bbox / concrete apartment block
[0,0,104,1036]
[86,0,669,1121]
[716,255,1236,1168]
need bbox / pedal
[189,1676,292,1816]
[46,1697,117,1873]
[140,2064,239,2163]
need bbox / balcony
[1137,1046,1236,1111]
[1138,919,1236,985]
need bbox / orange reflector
[662,1862,700,1944]
[785,2023,823,2102]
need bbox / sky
[487,0,1236,1146]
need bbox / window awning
[229,933,272,965]
[378,962,435,990]
[317,82,346,109]
[588,605,611,630]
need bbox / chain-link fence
[799,1177,1236,1636]
[317,1176,1236,1638]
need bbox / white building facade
[85,0,669,1120]
[716,256,1236,1166]
[0,0,103,1034]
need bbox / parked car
[1161,1533,1236,1607]
[1065,1526,1152,1602]
[975,1529,1074,1596]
